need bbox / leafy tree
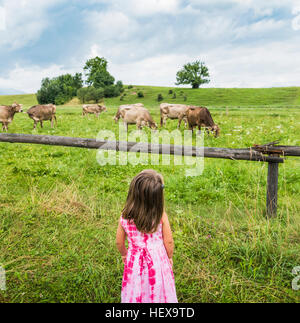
[104,85,120,98]
[83,57,123,98]
[77,87,104,103]
[176,61,210,89]
[37,73,83,105]
[77,88,88,103]
[116,81,124,93]
[84,57,115,88]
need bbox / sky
[0,0,300,94]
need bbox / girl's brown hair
[122,170,164,234]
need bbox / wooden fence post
[266,160,279,218]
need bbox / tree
[84,57,115,88]
[37,73,83,105]
[176,61,210,89]
[77,87,104,103]
[83,57,123,98]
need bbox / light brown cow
[160,103,189,128]
[114,103,144,123]
[0,102,23,131]
[121,107,157,131]
[27,104,57,129]
[186,106,220,137]
[82,104,107,118]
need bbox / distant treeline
[36,57,124,105]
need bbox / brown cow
[114,103,144,123]
[121,107,157,131]
[27,104,57,129]
[160,103,189,128]
[0,102,23,131]
[186,106,220,137]
[82,104,107,118]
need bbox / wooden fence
[0,133,299,218]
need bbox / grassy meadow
[0,86,300,303]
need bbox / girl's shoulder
[120,215,134,227]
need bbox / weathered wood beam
[0,133,285,163]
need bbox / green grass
[0,87,300,303]
[0,93,38,107]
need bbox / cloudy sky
[0,0,300,94]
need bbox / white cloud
[0,0,65,50]
[2,0,300,92]
[0,64,76,93]
[0,6,6,31]
[89,0,182,16]
[84,10,137,41]
[127,0,180,16]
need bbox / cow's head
[212,125,220,137]
[98,105,107,113]
[12,102,23,113]
[150,122,158,130]
[114,112,120,123]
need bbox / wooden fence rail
[0,133,299,218]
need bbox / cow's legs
[124,122,128,132]
[184,117,188,128]
[40,121,43,128]
[160,114,167,127]
[178,117,182,129]
[161,116,167,127]
[33,120,37,129]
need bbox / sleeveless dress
[120,216,178,303]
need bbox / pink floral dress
[120,216,178,303]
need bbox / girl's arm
[116,221,127,261]
[162,212,174,260]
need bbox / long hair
[122,170,164,234]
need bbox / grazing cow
[121,107,157,131]
[82,104,107,118]
[160,103,189,128]
[114,103,144,123]
[27,104,57,129]
[186,106,220,137]
[0,102,23,131]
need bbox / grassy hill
[1,86,300,108]
[0,93,38,107]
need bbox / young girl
[116,169,178,303]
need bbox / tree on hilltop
[176,61,210,89]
